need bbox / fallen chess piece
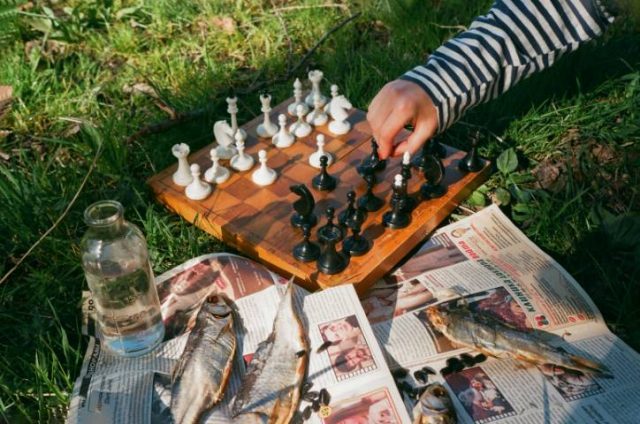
[213,120,237,160]
[288,78,309,116]
[309,134,333,168]
[204,148,230,184]
[306,91,328,126]
[325,84,352,135]
[256,93,278,138]
[172,143,193,186]
[230,131,254,172]
[185,164,212,200]
[305,69,327,108]
[272,114,295,148]
[251,149,277,186]
[289,104,312,138]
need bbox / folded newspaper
[67,205,640,423]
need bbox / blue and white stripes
[401,0,614,132]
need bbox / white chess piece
[230,131,254,171]
[204,148,230,184]
[402,151,411,166]
[251,149,277,186]
[171,143,193,186]
[272,114,295,148]
[185,164,212,200]
[289,104,312,138]
[309,134,333,168]
[256,93,278,138]
[305,70,327,107]
[226,96,247,139]
[287,78,309,116]
[325,84,352,135]
[305,91,328,126]
[213,120,237,159]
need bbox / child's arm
[369,0,615,159]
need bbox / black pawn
[420,154,447,199]
[383,175,411,229]
[317,236,349,275]
[312,155,336,191]
[293,224,320,262]
[411,143,429,172]
[338,191,357,226]
[426,136,447,158]
[343,212,370,256]
[358,138,386,174]
[400,158,417,212]
[357,171,384,212]
[317,207,345,242]
[458,131,483,172]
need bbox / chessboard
[148,96,490,295]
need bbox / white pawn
[204,148,230,184]
[171,143,193,186]
[251,149,277,186]
[256,93,278,138]
[213,120,237,159]
[287,78,309,116]
[272,114,295,148]
[305,91,328,126]
[402,151,411,166]
[305,70,327,107]
[309,134,333,168]
[289,104,312,138]
[185,164,212,200]
[226,96,247,139]
[326,84,352,135]
[230,131,254,171]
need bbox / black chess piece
[357,169,384,212]
[411,143,429,172]
[316,233,349,275]
[425,136,447,158]
[357,138,386,175]
[343,209,371,256]
[383,175,411,229]
[458,131,483,172]
[400,158,417,212]
[290,184,317,228]
[338,191,357,226]
[420,154,447,199]
[312,155,337,191]
[317,207,345,242]
[293,223,320,262]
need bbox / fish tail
[568,354,610,375]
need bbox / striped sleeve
[401,0,615,132]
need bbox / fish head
[204,294,233,318]
[425,307,449,333]
[414,383,455,423]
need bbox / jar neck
[84,200,126,238]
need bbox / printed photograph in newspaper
[322,388,402,424]
[318,315,377,381]
[538,364,604,402]
[361,279,437,324]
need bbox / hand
[367,79,438,159]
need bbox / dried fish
[412,383,457,424]
[170,294,236,424]
[231,283,308,423]
[426,306,609,375]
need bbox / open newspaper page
[67,253,409,423]
[362,205,640,423]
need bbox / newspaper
[362,205,640,424]
[67,205,640,423]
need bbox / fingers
[392,118,438,157]
[376,108,414,159]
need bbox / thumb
[392,119,437,157]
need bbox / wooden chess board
[148,97,490,295]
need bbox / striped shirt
[401,0,615,132]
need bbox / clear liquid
[85,265,164,357]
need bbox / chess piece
[204,148,230,184]
[226,96,247,139]
[213,120,237,159]
[325,84,352,135]
[426,136,447,158]
[272,114,295,148]
[305,69,328,108]
[171,143,193,186]
[230,131,254,172]
[421,154,447,199]
[256,93,278,138]
[289,104,312,138]
[412,143,429,172]
[317,207,345,242]
[288,78,310,116]
[251,149,277,186]
[383,175,411,229]
[400,151,417,211]
[309,134,333,168]
[293,223,320,262]
[306,91,329,126]
[312,155,336,192]
[316,234,348,275]
[358,138,386,175]
[458,131,483,172]
[357,168,384,212]
[343,208,371,256]
[290,184,317,229]
[338,190,357,226]
[185,164,212,200]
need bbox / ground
[0,0,638,422]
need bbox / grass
[0,0,638,421]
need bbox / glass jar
[80,200,164,357]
